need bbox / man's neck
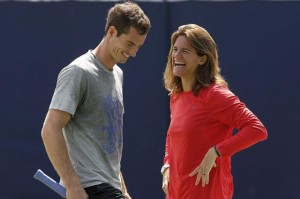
[93,39,115,71]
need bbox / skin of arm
[41,109,88,199]
[119,172,131,199]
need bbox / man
[41,2,151,199]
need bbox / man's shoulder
[62,51,97,74]
[69,51,92,67]
[113,64,123,74]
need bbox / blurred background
[0,0,300,198]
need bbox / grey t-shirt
[49,50,124,190]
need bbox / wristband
[214,146,221,157]
[160,164,170,175]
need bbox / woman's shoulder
[198,83,237,104]
[200,83,228,95]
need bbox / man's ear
[199,55,207,65]
[107,26,118,37]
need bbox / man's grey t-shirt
[49,50,124,190]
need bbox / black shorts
[62,183,125,199]
[85,183,125,199]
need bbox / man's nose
[129,46,139,57]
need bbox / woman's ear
[199,55,207,65]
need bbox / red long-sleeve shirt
[164,84,267,199]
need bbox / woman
[161,24,268,199]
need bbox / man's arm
[120,172,131,199]
[41,109,88,199]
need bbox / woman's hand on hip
[189,147,218,187]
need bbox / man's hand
[123,192,132,199]
[65,181,88,199]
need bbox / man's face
[109,27,147,64]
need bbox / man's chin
[119,58,129,64]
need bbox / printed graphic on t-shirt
[101,95,123,155]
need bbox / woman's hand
[162,168,170,195]
[189,147,218,187]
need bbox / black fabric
[62,183,125,199]
[85,183,125,199]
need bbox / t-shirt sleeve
[49,65,87,116]
[209,85,268,157]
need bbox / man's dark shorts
[62,183,125,199]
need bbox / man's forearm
[119,172,128,194]
[41,123,80,187]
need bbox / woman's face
[172,35,204,80]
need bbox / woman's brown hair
[163,24,227,96]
